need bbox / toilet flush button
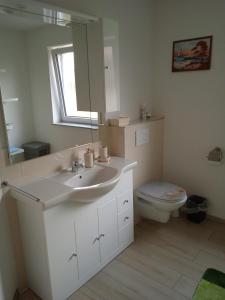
[135,128,149,146]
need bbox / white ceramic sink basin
[10,157,137,209]
[65,165,118,188]
[49,164,120,202]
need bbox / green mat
[193,269,225,300]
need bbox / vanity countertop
[129,115,165,126]
[10,157,137,210]
[96,156,137,172]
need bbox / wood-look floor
[20,217,225,300]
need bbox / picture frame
[172,36,213,72]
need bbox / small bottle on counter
[84,148,94,168]
[99,146,108,160]
[98,146,111,163]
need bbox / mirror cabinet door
[0,4,96,165]
[85,19,120,114]
[72,23,91,112]
[0,90,10,167]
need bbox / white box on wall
[135,128,149,146]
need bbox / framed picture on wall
[172,36,213,72]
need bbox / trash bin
[186,195,207,223]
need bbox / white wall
[152,0,225,218]
[37,0,154,120]
[0,27,35,148]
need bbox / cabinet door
[103,18,120,112]
[45,206,78,300]
[75,206,100,281]
[98,196,118,263]
[72,23,91,112]
[87,18,120,113]
[87,19,106,112]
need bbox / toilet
[136,181,187,223]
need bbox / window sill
[52,122,99,130]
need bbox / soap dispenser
[84,148,94,168]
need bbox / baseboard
[180,207,225,224]
[207,214,225,224]
[13,288,30,300]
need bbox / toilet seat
[136,181,187,223]
[136,181,187,203]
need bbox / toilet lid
[136,181,186,202]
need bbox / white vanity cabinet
[75,205,101,283]
[17,169,134,300]
[75,196,119,282]
[98,196,118,263]
[44,205,79,300]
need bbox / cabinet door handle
[123,200,129,205]
[124,216,129,222]
[68,253,77,261]
[93,237,100,244]
[99,233,105,239]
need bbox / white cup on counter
[99,146,108,160]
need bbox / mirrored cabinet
[0,0,120,166]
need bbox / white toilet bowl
[136,181,187,223]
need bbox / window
[50,45,98,126]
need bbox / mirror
[0,2,98,165]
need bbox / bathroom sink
[10,157,137,209]
[48,164,120,202]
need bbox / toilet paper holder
[207,147,223,162]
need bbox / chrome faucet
[72,160,84,174]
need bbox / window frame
[50,45,98,126]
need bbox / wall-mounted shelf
[9,147,24,156]
[6,122,14,131]
[3,98,19,103]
